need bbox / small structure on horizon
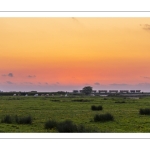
[109,90,118,93]
[99,90,107,93]
[120,90,129,93]
[73,90,79,94]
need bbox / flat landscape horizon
[1,17,150,133]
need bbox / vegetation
[1,115,13,124]
[139,108,150,115]
[44,120,58,129]
[82,86,93,95]
[91,105,103,111]
[0,96,150,132]
[94,113,114,122]
[15,115,32,124]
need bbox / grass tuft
[15,115,32,124]
[139,108,150,115]
[91,105,103,111]
[94,113,114,122]
[1,115,13,124]
[44,120,58,129]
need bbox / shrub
[44,120,58,129]
[94,113,114,122]
[91,105,103,111]
[57,120,77,132]
[1,115,13,124]
[140,108,150,115]
[15,115,32,124]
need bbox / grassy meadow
[0,95,150,132]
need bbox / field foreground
[0,96,150,132]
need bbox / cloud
[24,82,33,84]
[2,73,13,77]
[27,75,36,78]
[8,73,13,77]
[45,82,48,85]
[2,74,7,77]
[140,76,150,79]
[6,81,13,84]
[94,82,100,85]
[109,83,128,86]
[142,24,150,30]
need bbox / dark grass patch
[115,101,126,103]
[72,99,91,102]
[1,115,13,124]
[57,120,94,133]
[51,100,60,102]
[15,115,32,124]
[44,120,58,129]
[44,119,96,132]
[91,105,103,111]
[94,113,114,122]
[139,108,150,115]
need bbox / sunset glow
[0,18,150,91]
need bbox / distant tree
[82,86,93,95]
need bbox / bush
[57,120,77,132]
[1,115,13,124]
[15,115,32,124]
[45,120,58,129]
[94,113,114,122]
[140,108,150,115]
[57,120,93,133]
[91,105,103,111]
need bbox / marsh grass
[94,113,114,122]
[91,105,103,111]
[140,108,150,115]
[0,96,150,132]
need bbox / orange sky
[0,18,150,91]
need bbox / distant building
[120,90,129,93]
[109,90,118,93]
[79,90,83,93]
[130,90,135,93]
[73,90,79,93]
[136,90,141,93]
[92,90,97,93]
[99,90,107,93]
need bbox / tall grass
[15,115,32,124]
[91,105,103,111]
[94,113,114,122]
[1,115,13,124]
[139,108,150,115]
[44,120,57,129]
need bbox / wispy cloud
[109,83,128,86]
[8,73,13,77]
[140,76,150,79]
[24,82,33,84]
[6,81,13,84]
[27,75,36,78]
[2,73,13,77]
[94,82,100,85]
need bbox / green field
[0,95,150,132]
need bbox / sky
[0,17,150,92]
